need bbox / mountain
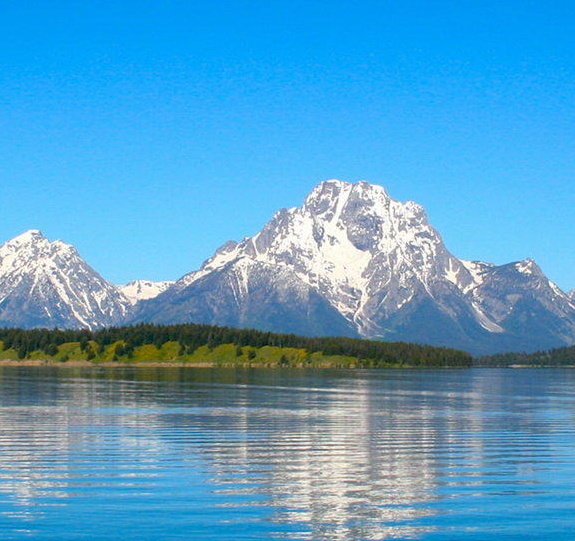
[134,180,575,355]
[119,280,174,304]
[2,182,574,355]
[570,290,575,301]
[0,230,131,329]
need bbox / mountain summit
[135,180,575,354]
[0,230,130,329]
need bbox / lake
[0,366,574,540]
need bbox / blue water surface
[0,367,574,540]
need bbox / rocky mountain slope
[134,180,575,355]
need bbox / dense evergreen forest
[0,323,472,367]
[476,345,575,367]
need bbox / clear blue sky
[1,0,573,290]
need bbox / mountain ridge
[1,180,574,355]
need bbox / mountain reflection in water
[0,367,574,541]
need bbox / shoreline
[2,359,574,369]
[0,359,220,368]
[0,358,377,369]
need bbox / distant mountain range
[1,180,574,355]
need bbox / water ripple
[0,368,574,540]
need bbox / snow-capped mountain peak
[514,258,541,276]
[1,230,74,275]
[6,229,44,244]
[119,279,174,304]
[182,180,474,325]
[0,230,131,329]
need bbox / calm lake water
[0,367,574,540]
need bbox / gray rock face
[0,230,131,329]
[138,259,357,337]
[135,180,575,354]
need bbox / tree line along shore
[0,323,472,368]
[3,323,573,368]
[475,345,575,367]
